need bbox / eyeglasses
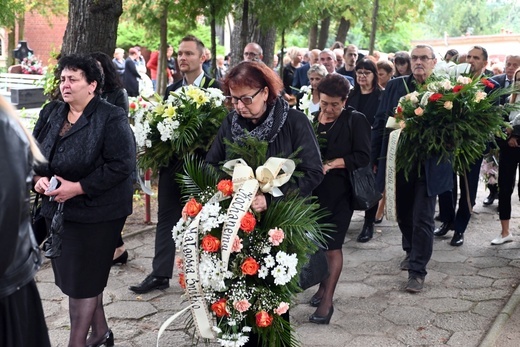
[411,55,434,62]
[226,88,264,105]
[243,52,259,58]
[356,70,373,77]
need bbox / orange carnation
[201,234,221,252]
[241,257,260,276]
[178,273,186,289]
[240,212,256,233]
[185,198,202,217]
[255,311,273,328]
[211,298,229,317]
[217,179,234,196]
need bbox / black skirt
[0,280,51,347]
[51,217,126,298]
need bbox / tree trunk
[308,24,318,49]
[156,9,168,95]
[210,3,217,78]
[17,12,25,40]
[335,17,350,45]
[61,0,123,56]
[7,28,15,66]
[369,0,379,55]
[318,17,331,50]
[257,26,276,69]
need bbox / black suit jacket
[291,64,311,91]
[492,73,511,105]
[122,57,141,97]
[164,73,220,100]
[33,96,135,223]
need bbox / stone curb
[479,283,520,347]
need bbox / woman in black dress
[346,58,383,242]
[0,96,51,347]
[309,74,371,324]
[32,54,135,347]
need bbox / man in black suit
[130,35,220,294]
[434,46,499,247]
[292,49,320,90]
[337,44,358,82]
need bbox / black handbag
[299,247,329,290]
[31,193,48,246]
[42,202,64,259]
[350,165,382,211]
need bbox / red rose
[240,212,256,233]
[129,102,137,109]
[217,179,234,196]
[201,234,220,252]
[211,298,229,317]
[481,78,495,89]
[453,85,463,93]
[396,106,403,114]
[428,93,443,102]
[185,198,202,217]
[241,257,260,276]
[178,273,186,289]
[255,311,273,328]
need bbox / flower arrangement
[394,74,514,177]
[163,148,327,347]
[297,85,314,121]
[131,85,228,173]
[127,96,152,122]
[20,53,44,75]
[480,150,499,185]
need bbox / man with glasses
[371,44,453,293]
[243,42,264,62]
[434,46,499,246]
[130,35,220,294]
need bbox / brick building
[0,11,67,69]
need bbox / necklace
[318,114,339,135]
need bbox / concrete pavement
[36,182,520,347]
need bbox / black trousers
[437,156,483,234]
[498,145,520,220]
[151,162,182,279]
[396,168,436,278]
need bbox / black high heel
[112,250,128,265]
[309,306,334,324]
[374,217,383,224]
[87,329,114,347]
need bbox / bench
[0,72,46,109]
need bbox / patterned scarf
[231,96,289,144]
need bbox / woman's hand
[251,193,267,213]
[45,176,84,203]
[34,176,50,194]
[508,136,520,148]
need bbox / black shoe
[309,296,321,307]
[129,275,169,294]
[405,276,424,293]
[309,306,334,324]
[87,330,114,347]
[434,214,442,222]
[450,232,464,246]
[433,222,454,237]
[374,217,383,224]
[483,184,498,206]
[400,254,410,271]
[357,223,374,243]
[112,250,128,266]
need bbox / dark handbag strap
[31,193,41,220]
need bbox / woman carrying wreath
[206,61,323,345]
[309,74,371,324]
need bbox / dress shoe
[129,275,169,294]
[309,296,321,307]
[87,329,114,347]
[112,250,128,266]
[483,184,498,206]
[450,232,464,246]
[357,223,374,243]
[309,306,334,324]
[374,217,383,224]
[400,254,410,271]
[491,233,513,245]
[405,276,424,293]
[433,222,454,237]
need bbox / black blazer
[346,88,383,126]
[492,73,511,105]
[164,72,220,100]
[33,96,136,223]
[122,57,141,97]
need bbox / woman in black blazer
[33,54,135,347]
[346,58,383,243]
